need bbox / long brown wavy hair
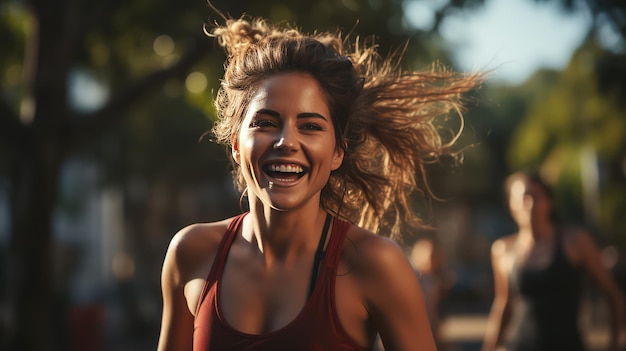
[208,15,485,243]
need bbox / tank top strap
[324,218,350,269]
[195,212,247,316]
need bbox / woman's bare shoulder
[561,226,593,246]
[561,226,600,263]
[491,233,517,257]
[169,218,232,252]
[163,216,237,282]
[341,226,428,317]
[342,225,411,281]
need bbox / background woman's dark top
[509,230,584,351]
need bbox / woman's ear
[331,145,344,171]
[231,138,241,165]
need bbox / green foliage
[506,39,626,242]
[0,2,28,109]
[509,41,625,170]
[94,93,219,182]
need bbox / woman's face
[508,178,552,225]
[233,72,344,211]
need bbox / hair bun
[209,18,269,57]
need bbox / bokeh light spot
[153,35,175,57]
[185,72,207,94]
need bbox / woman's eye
[300,123,323,131]
[250,120,277,128]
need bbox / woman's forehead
[247,73,331,115]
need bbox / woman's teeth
[269,164,304,173]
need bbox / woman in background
[410,235,453,350]
[483,172,624,351]
[158,12,483,351]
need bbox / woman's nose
[523,194,534,210]
[274,127,298,151]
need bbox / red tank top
[193,213,368,351]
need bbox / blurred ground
[440,313,618,351]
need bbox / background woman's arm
[574,230,624,351]
[482,240,513,351]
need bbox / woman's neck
[243,198,328,264]
[518,217,555,242]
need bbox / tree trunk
[2,1,229,349]
[7,2,70,348]
[8,132,64,351]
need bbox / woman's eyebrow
[297,112,328,121]
[255,108,280,118]
[255,109,328,121]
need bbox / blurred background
[0,0,624,350]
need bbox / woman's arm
[482,239,513,351]
[573,230,624,351]
[359,235,437,351]
[157,228,197,351]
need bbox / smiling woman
[233,73,344,213]
[157,12,484,351]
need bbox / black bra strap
[308,213,332,298]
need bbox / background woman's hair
[209,16,484,243]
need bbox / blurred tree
[508,40,626,246]
[0,0,462,349]
[431,0,626,245]
[543,0,625,40]
[542,0,626,101]
[0,0,219,349]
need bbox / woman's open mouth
[264,163,307,183]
